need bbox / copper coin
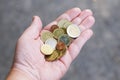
[56,48,67,60]
[56,41,66,51]
[50,25,59,32]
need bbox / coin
[61,28,67,34]
[40,44,54,55]
[67,24,81,38]
[40,19,82,62]
[45,38,57,49]
[63,21,72,28]
[45,50,59,61]
[56,41,66,51]
[50,25,59,32]
[53,28,65,39]
[56,48,66,60]
[41,30,54,42]
[58,34,72,46]
[57,19,68,28]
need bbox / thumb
[23,16,42,39]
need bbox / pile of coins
[40,19,81,61]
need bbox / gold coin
[41,30,54,42]
[61,28,67,34]
[56,41,66,51]
[45,50,59,61]
[56,48,66,60]
[63,21,72,28]
[53,28,65,39]
[57,19,68,28]
[40,44,54,55]
[50,25,59,32]
[67,24,81,38]
[58,34,72,46]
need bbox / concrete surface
[0,0,120,80]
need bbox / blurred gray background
[0,0,120,80]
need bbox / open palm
[13,8,95,80]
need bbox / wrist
[12,63,40,80]
[6,68,32,80]
[11,55,41,80]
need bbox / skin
[6,8,95,80]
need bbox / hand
[7,8,95,80]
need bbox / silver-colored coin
[67,24,81,38]
[45,38,57,49]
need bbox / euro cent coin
[45,38,57,49]
[67,24,81,38]
[40,44,54,55]
[50,25,59,32]
[57,19,68,28]
[53,28,65,39]
[56,41,66,51]
[56,48,66,60]
[41,31,54,42]
[58,34,72,46]
[63,21,72,28]
[45,50,59,61]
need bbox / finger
[23,16,42,39]
[56,7,81,21]
[80,16,95,30]
[59,29,93,68]
[72,9,93,25]
[70,13,95,60]
[44,7,81,30]
[69,29,93,60]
